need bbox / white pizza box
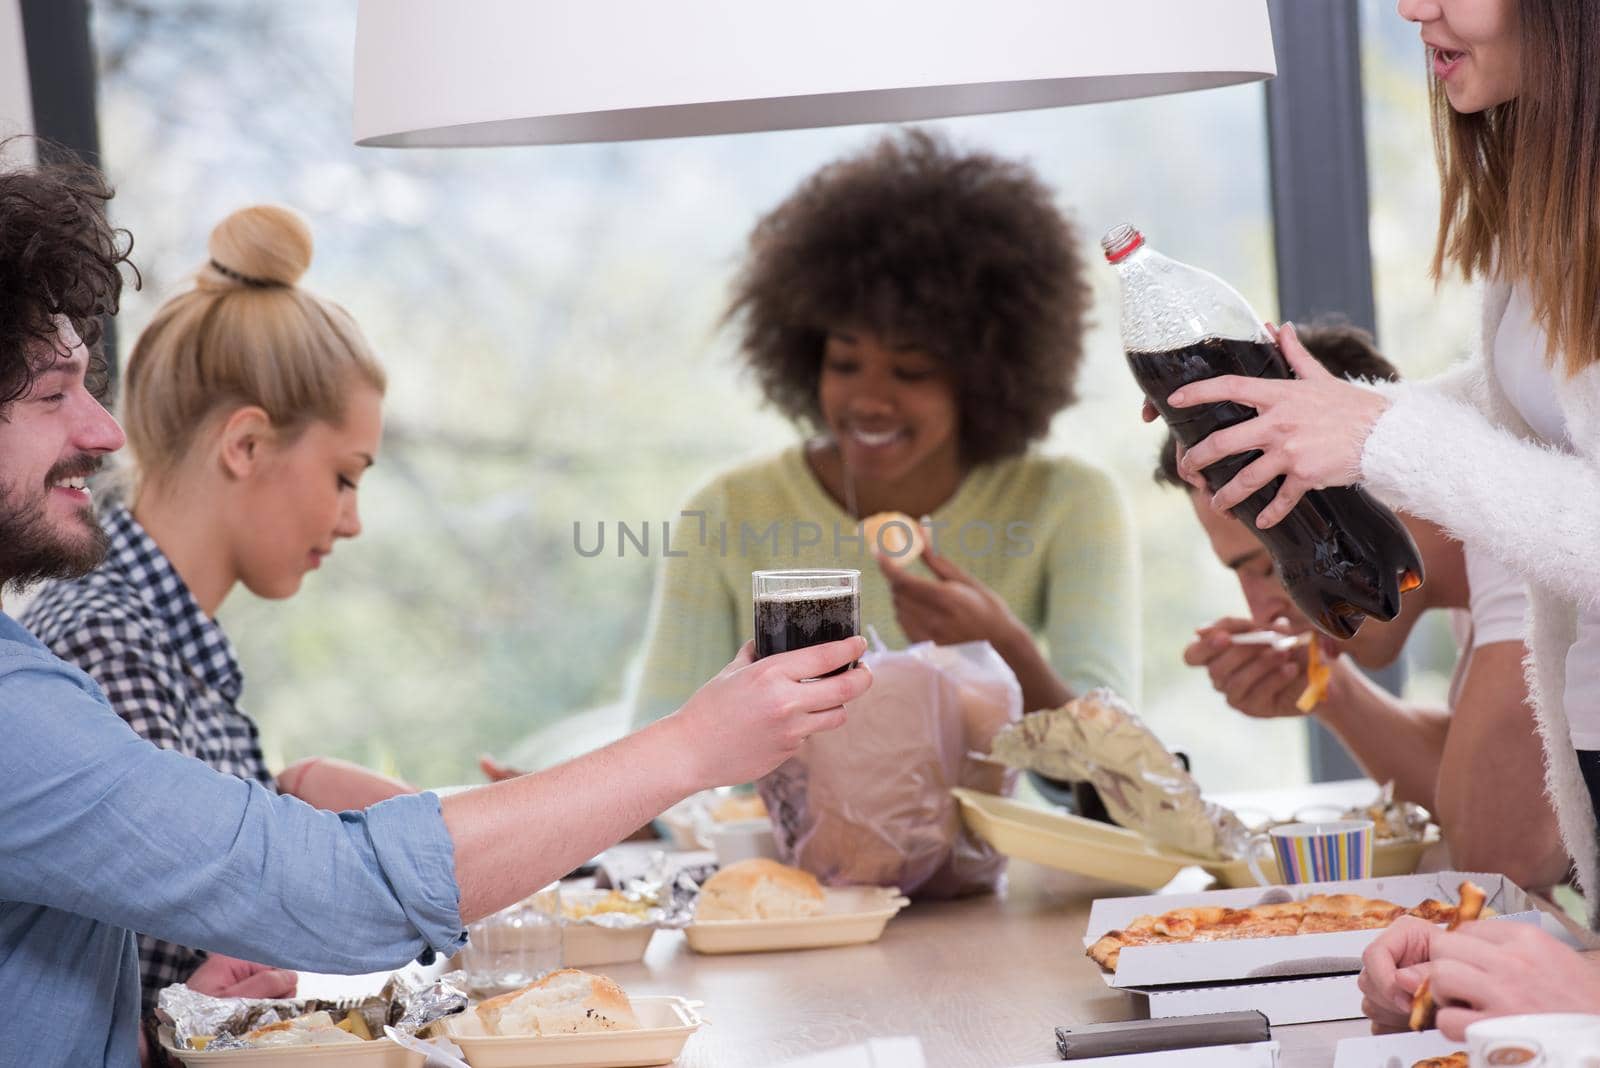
[1131,919,1569,1027]
[1085,871,1540,989]
[1332,1029,1460,1067]
[1009,1040,1279,1067]
[1134,973,1365,1026]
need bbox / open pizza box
[1331,1029,1461,1068]
[1082,872,1542,1026]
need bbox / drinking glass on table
[458,881,562,995]
[752,569,861,674]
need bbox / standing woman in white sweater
[1169,0,1600,1034]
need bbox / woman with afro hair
[630,129,1138,735]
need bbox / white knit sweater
[1360,280,1600,924]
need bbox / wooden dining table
[299,780,1592,1066]
[300,854,1370,1066]
[585,858,1374,1068]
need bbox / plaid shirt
[20,504,275,1018]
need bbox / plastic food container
[562,923,656,968]
[441,995,702,1067]
[952,787,1431,889]
[157,1030,425,1068]
[683,885,908,955]
[558,887,660,968]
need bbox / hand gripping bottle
[1103,224,1422,639]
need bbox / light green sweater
[629,446,1140,726]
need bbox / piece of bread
[710,793,768,822]
[244,1011,366,1047]
[475,969,640,1036]
[694,858,825,921]
[860,511,925,563]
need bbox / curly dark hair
[1152,319,1400,489]
[0,140,133,413]
[726,128,1090,466]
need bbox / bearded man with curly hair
[0,145,130,589]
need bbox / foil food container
[157,970,467,1052]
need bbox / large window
[90,0,1300,790]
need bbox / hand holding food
[1409,880,1487,1030]
[875,537,1029,651]
[1186,618,1331,719]
[1396,908,1600,1040]
[1360,915,1448,1033]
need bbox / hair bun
[207,204,313,287]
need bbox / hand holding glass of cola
[752,569,861,675]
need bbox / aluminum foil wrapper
[1342,781,1430,844]
[989,688,1252,861]
[587,849,713,929]
[157,970,467,1052]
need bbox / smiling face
[1399,0,1522,113]
[817,327,961,488]
[227,381,382,601]
[0,320,126,588]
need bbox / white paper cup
[708,819,779,865]
[1245,819,1374,886]
[1467,1013,1600,1067]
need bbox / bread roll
[244,1011,365,1047]
[694,858,825,921]
[860,511,925,563]
[475,968,640,1036]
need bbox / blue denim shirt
[0,614,466,1066]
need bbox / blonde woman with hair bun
[22,203,413,1027]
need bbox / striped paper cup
[1262,819,1374,884]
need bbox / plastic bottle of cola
[1103,224,1422,639]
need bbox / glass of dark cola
[752,569,861,676]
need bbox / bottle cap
[1101,224,1144,263]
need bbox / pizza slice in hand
[1409,881,1488,1031]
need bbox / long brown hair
[1429,1,1600,374]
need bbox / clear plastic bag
[757,637,1021,898]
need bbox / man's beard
[0,471,111,593]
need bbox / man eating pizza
[1154,321,1566,890]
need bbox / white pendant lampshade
[354,0,1276,148]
